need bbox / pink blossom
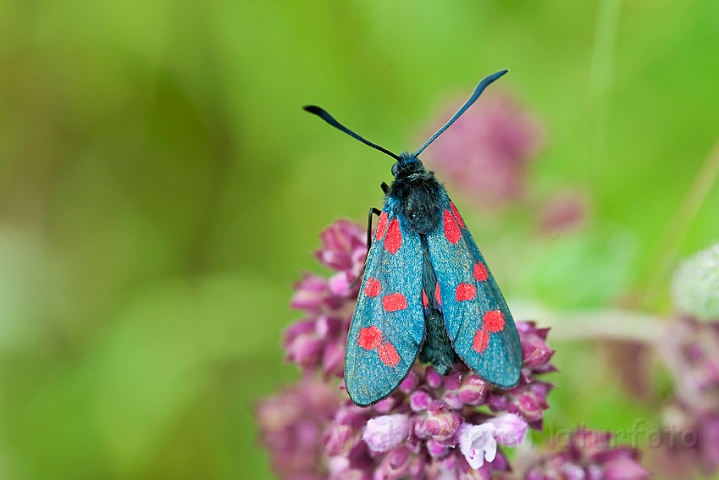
[525,429,649,480]
[362,414,411,453]
[258,219,648,480]
[538,191,588,235]
[489,413,528,447]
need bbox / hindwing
[426,191,522,388]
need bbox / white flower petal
[484,437,497,463]
[457,422,497,470]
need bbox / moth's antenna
[303,105,401,161]
[413,69,508,157]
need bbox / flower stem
[583,0,622,195]
[510,301,666,344]
[638,137,719,310]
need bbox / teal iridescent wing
[426,191,522,388]
[344,198,425,406]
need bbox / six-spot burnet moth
[304,70,522,407]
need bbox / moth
[304,70,522,406]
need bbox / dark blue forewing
[345,198,425,406]
[426,190,522,388]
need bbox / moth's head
[392,153,424,178]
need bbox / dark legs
[366,182,389,250]
[366,182,388,250]
[348,207,382,291]
[366,207,382,253]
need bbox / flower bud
[489,413,528,447]
[363,414,411,453]
[672,243,719,321]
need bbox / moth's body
[386,153,457,374]
[304,70,523,406]
[387,153,443,235]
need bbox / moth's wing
[426,191,522,388]
[345,201,425,406]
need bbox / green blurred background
[0,0,718,478]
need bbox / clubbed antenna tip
[303,105,400,161]
[413,69,509,157]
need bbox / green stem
[510,301,666,344]
[639,138,719,309]
[583,0,622,193]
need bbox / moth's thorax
[387,153,443,235]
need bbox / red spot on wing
[384,218,402,254]
[434,282,442,307]
[364,277,381,297]
[358,326,382,350]
[375,212,389,242]
[382,293,408,312]
[443,210,462,245]
[357,326,400,367]
[474,262,489,282]
[473,328,490,353]
[483,310,506,333]
[471,312,505,353]
[422,290,428,308]
[378,341,400,367]
[450,202,466,229]
[455,283,477,301]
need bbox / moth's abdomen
[419,309,456,375]
[418,237,457,374]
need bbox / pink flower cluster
[262,220,558,479]
[284,220,367,378]
[660,317,719,472]
[258,219,650,479]
[256,380,341,480]
[525,430,649,480]
[324,348,551,480]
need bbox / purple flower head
[422,91,544,209]
[525,429,649,480]
[262,219,564,479]
[695,412,719,472]
[315,319,553,479]
[283,315,347,377]
[538,191,589,235]
[284,220,367,378]
[487,321,556,430]
[257,381,341,479]
[291,275,333,313]
[519,322,555,371]
[658,316,719,473]
[315,219,368,275]
[660,317,719,411]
